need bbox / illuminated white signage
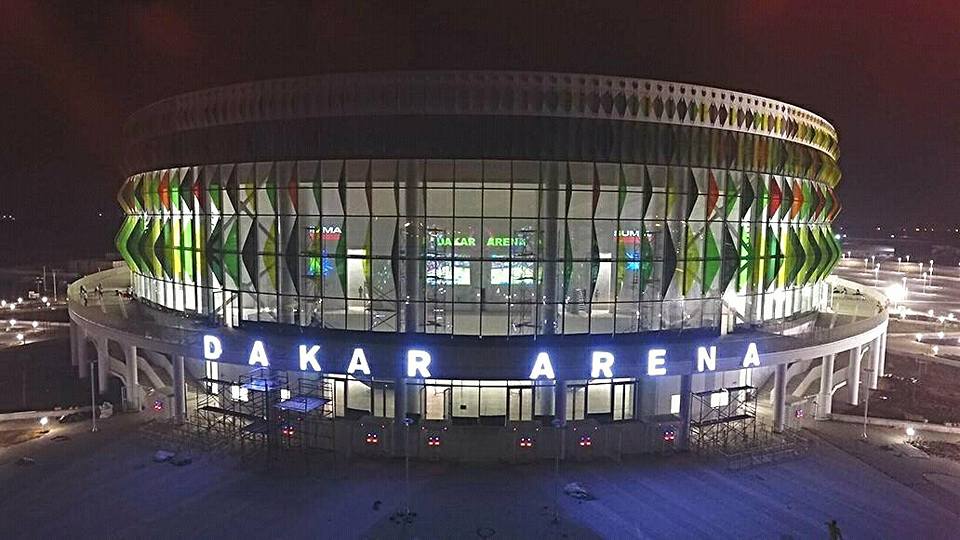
[741,342,760,368]
[407,350,432,378]
[591,351,615,379]
[697,346,716,372]
[347,348,371,375]
[299,344,321,372]
[529,352,556,380]
[201,335,763,379]
[203,335,223,360]
[248,340,270,367]
[647,349,667,376]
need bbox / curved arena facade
[70,72,886,460]
[118,72,842,334]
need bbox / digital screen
[305,251,334,277]
[426,260,471,285]
[489,261,535,285]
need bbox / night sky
[1,0,958,264]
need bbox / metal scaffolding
[190,367,335,463]
[690,384,758,454]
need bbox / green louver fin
[116,215,138,272]
[662,223,677,297]
[763,227,780,290]
[263,219,278,290]
[703,226,720,294]
[683,225,700,296]
[223,221,240,285]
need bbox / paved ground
[809,419,960,514]
[0,413,957,539]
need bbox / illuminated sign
[201,335,764,380]
[430,234,527,248]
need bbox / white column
[554,380,568,425]
[773,363,788,433]
[96,336,109,395]
[848,346,862,406]
[78,332,89,379]
[124,344,141,411]
[173,354,186,424]
[816,354,835,419]
[869,337,881,389]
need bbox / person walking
[826,519,843,539]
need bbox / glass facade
[117,158,841,336]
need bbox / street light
[886,283,907,305]
[551,417,566,525]
[861,369,874,440]
[402,416,415,519]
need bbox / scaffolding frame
[190,367,335,464]
[690,384,758,454]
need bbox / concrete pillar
[78,333,90,379]
[848,345,862,406]
[869,337,881,389]
[816,354,836,419]
[173,354,186,424]
[677,375,693,450]
[124,344,141,411]
[877,332,888,376]
[96,336,109,395]
[393,378,407,420]
[540,162,561,334]
[529,380,553,419]
[554,380,568,425]
[773,363,788,433]
[401,159,423,333]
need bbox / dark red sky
[1,0,958,260]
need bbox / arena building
[69,72,887,460]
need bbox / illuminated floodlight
[40,296,47,304]
[915,333,923,342]
[906,426,916,438]
[0,300,5,307]
[928,309,935,317]
[9,319,16,326]
[16,297,23,304]
[15,333,24,342]
[933,345,940,355]
[31,321,38,329]
[938,331,945,339]
[885,283,907,304]
[39,416,48,426]
[8,304,14,311]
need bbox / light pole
[402,416,414,518]
[861,368,873,440]
[89,361,98,432]
[551,417,565,525]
